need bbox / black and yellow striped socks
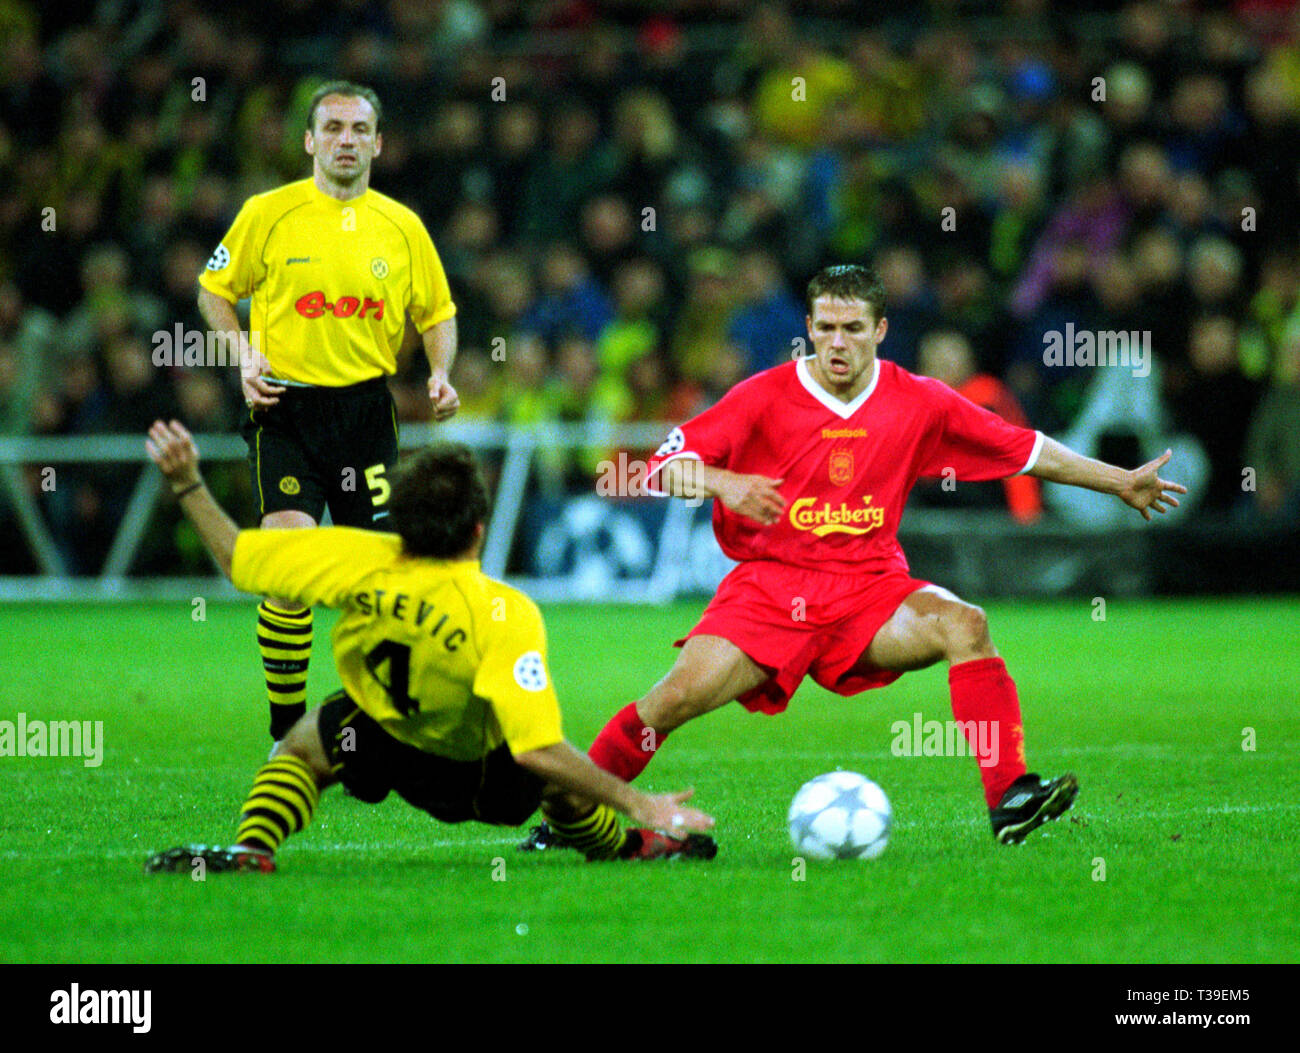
[235,754,320,855]
[257,600,312,740]
[543,803,628,860]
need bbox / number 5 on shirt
[365,464,391,507]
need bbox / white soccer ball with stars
[788,771,891,860]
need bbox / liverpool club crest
[829,449,853,487]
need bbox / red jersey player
[526,264,1187,848]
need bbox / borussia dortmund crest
[279,476,301,495]
[370,257,389,279]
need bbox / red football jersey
[646,357,1043,574]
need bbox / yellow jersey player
[197,81,459,745]
[142,419,718,870]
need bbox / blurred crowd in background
[1,0,1299,573]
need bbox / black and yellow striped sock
[258,600,312,740]
[542,803,628,860]
[235,754,320,855]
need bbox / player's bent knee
[942,602,993,659]
[279,711,332,785]
[640,677,713,733]
[261,511,316,531]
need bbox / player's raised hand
[240,348,285,409]
[428,371,460,422]
[636,787,715,836]
[1119,449,1188,521]
[146,420,201,489]
[716,473,787,526]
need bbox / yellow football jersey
[230,527,563,761]
[199,178,455,386]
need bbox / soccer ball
[788,771,892,860]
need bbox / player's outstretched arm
[1028,436,1188,521]
[145,420,239,578]
[514,740,715,835]
[659,460,786,525]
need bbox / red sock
[588,702,664,783]
[948,656,1027,809]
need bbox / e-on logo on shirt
[789,496,885,536]
[294,291,386,320]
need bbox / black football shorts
[316,691,545,827]
[241,375,398,528]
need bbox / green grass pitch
[1,597,1297,963]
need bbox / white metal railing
[0,422,687,601]
[0,422,1193,603]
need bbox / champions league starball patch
[512,651,547,692]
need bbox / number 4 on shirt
[364,639,415,715]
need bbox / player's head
[387,443,490,560]
[305,81,383,188]
[805,264,886,323]
[804,264,888,394]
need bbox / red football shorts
[677,560,931,714]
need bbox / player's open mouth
[828,357,849,375]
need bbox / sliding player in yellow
[143,420,716,871]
